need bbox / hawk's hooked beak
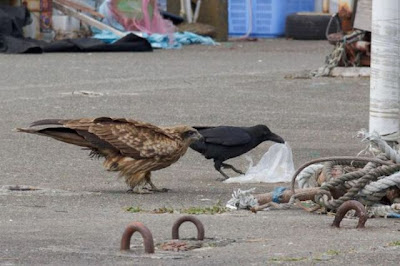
[193,131,204,142]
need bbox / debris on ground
[0,1,217,54]
[72,90,104,97]
[227,130,400,222]
[160,240,200,252]
[176,23,216,38]
[224,143,295,184]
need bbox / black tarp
[0,6,153,54]
[0,5,31,38]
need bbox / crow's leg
[145,172,169,192]
[214,160,231,180]
[221,163,245,175]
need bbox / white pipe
[369,0,400,136]
[193,0,202,23]
[180,0,185,17]
[184,0,193,23]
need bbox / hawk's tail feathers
[16,127,94,148]
[30,119,67,127]
[15,128,37,134]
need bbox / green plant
[389,240,400,246]
[124,206,143,213]
[181,202,229,215]
[325,250,340,256]
[153,206,175,214]
[270,256,307,262]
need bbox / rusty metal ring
[120,222,155,253]
[172,216,205,240]
[331,200,367,229]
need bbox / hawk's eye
[184,130,197,138]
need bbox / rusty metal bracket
[172,216,205,241]
[331,200,368,229]
[120,222,155,253]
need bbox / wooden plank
[354,0,372,31]
[53,0,126,37]
[56,0,104,19]
[197,0,227,41]
[168,0,228,41]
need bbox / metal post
[338,0,355,32]
[322,0,330,13]
[369,0,400,136]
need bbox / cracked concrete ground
[1,40,399,265]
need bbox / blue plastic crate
[286,0,315,15]
[228,0,251,37]
[228,0,315,38]
[252,0,286,37]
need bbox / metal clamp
[120,222,155,253]
[331,200,367,229]
[172,216,205,240]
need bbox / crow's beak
[269,133,285,144]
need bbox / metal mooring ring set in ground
[332,200,367,229]
[120,215,205,254]
[171,215,205,241]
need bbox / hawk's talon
[126,187,153,194]
[148,186,170,193]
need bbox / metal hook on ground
[172,215,205,240]
[331,200,368,229]
[120,222,155,253]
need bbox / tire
[285,12,340,40]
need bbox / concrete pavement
[1,40,398,265]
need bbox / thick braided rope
[320,168,370,192]
[362,153,389,171]
[316,164,400,209]
[290,157,391,193]
[346,154,390,191]
[341,154,389,190]
[322,161,340,183]
[359,172,400,205]
[369,134,400,163]
[323,161,367,181]
[323,161,368,191]
[368,203,400,217]
[314,169,369,209]
[296,164,323,189]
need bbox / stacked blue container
[228,0,315,38]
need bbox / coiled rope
[290,131,400,214]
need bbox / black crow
[190,125,285,180]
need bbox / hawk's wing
[66,117,181,159]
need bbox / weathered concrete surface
[1,40,398,265]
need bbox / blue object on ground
[93,30,216,49]
[91,28,127,44]
[95,0,216,48]
[387,213,400,218]
[272,187,287,203]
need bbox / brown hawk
[17,117,202,193]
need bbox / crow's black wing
[194,126,252,146]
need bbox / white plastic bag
[224,143,295,184]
